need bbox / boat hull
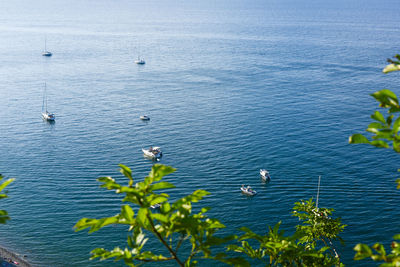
[142,148,162,159]
[260,169,270,181]
[241,187,257,196]
[42,113,55,121]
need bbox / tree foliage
[293,199,345,256]
[75,164,233,267]
[349,54,400,266]
[76,164,345,266]
[349,55,400,153]
[0,174,14,224]
[225,199,345,266]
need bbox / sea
[0,0,400,266]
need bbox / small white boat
[42,111,55,121]
[142,146,162,160]
[150,203,161,209]
[140,115,150,121]
[260,169,271,182]
[42,38,52,57]
[241,185,257,196]
[42,83,55,121]
[135,57,145,64]
[42,51,52,57]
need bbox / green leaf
[136,208,149,228]
[373,129,394,140]
[393,117,400,134]
[127,235,134,248]
[368,122,384,129]
[172,190,210,210]
[97,176,122,190]
[371,89,399,107]
[370,140,389,148]
[354,243,373,260]
[372,243,386,256]
[0,178,14,193]
[206,218,225,229]
[121,205,135,223]
[149,182,175,191]
[160,202,171,214]
[349,134,370,144]
[214,253,250,267]
[151,213,169,223]
[191,189,210,200]
[75,216,123,233]
[396,179,400,190]
[389,106,400,113]
[119,164,132,180]
[371,111,386,124]
[147,164,176,183]
[383,64,400,74]
[393,139,400,153]
[135,229,148,246]
[0,210,8,216]
[148,196,168,206]
[387,114,394,126]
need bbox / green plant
[0,174,14,224]
[223,199,345,266]
[75,164,233,267]
[76,164,347,266]
[349,55,400,266]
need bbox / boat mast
[43,82,48,113]
[316,175,321,209]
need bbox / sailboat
[42,83,55,121]
[134,56,145,65]
[42,38,52,57]
[134,45,145,64]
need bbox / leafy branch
[349,54,400,266]
[222,198,345,266]
[0,174,14,224]
[74,164,232,267]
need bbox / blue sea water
[0,0,400,266]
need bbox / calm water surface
[0,0,400,266]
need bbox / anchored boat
[260,169,271,182]
[241,185,257,196]
[142,146,162,160]
[42,83,55,122]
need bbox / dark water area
[0,0,400,266]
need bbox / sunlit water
[0,0,400,266]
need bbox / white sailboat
[42,37,52,57]
[135,56,145,64]
[42,83,55,121]
[134,46,145,64]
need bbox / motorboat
[142,146,162,160]
[260,169,271,182]
[42,83,55,121]
[135,57,145,64]
[150,203,161,209]
[140,115,150,121]
[241,185,257,196]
